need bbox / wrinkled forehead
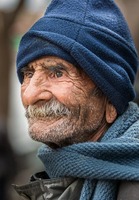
[22,56,83,73]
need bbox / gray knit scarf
[38,102,139,200]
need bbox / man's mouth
[28,116,64,127]
[25,99,71,120]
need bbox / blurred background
[0,0,139,199]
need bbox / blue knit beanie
[17,0,139,115]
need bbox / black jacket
[13,171,84,200]
[13,171,139,200]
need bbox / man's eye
[54,70,63,78]
[24,71,33,78]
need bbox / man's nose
[22,72,53,106]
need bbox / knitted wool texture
[38,102,139,200]
[16,0,138,115]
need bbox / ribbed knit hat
[17,0,139,115]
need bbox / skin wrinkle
[71,72,94,99]
[21,56,117,148]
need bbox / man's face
[21,56,109,147]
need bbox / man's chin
[27,117,71,145]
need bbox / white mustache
[25,99,71,119]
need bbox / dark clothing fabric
[117,181,139,200]
[13,172,139,200]
[13,171,84,200]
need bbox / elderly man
[14,0,139,199]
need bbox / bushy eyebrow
[40,63,67,72]
[21,62,68,71]
[20,65,33,73]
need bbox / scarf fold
[38,102,139,200]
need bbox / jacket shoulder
[13,171,84,200]
[117,181,139,200]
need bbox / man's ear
[105,101,117,124]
